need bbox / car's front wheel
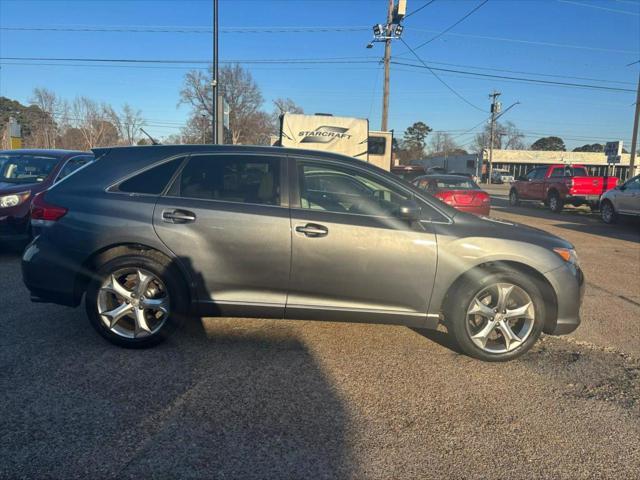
[85,252,188,348]
[445,269,545,361]
[508,189,520,206]
[600,200,617,224]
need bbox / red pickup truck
[509,164,618,212]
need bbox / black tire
[444,269,545,362]
[547,191,563,213]
[600,200,618,224]
[508,189,520,206]
[85,252,189,348]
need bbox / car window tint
[57,156,93,181]
[118,157,183,195]
[525,169,538,180]
[533,168,546,180]
[298,162,412,217]
[625,176,640,190]
[368,136,386,155]
[550,168,564,178]
[434,178,478,190]
[176,155,280,205]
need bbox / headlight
[553,247,579,265]
[0,191,31,208]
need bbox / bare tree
[70,97,119,149]
[106,104,145,145]
[179,64,270,145]
[472,120,526,153]
[29,88,59,148]
[428,132,461,157]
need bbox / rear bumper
[543,263,585,335]
[565,195,600,204]
[22,236,82,307]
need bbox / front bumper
[543,262,585,335]
[22,236,83,307]
[0,212,30,242]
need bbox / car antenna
[139,127,161,145]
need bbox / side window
[175,155,280,206]
[297,162,412,217]
[57,156,93,182]
[368,136,386,155]
[625,176,640,190]
[118,157,183,195]
[549,168,564,178]
[525,169,538,181]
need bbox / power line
[410,0,489,50]
[404,0,437,19]
[0,25,370,34]
[391,60,637,93]
[398,38,487,112]
[407,28,639,55]
[3,55,634,94]
[557,0,640,16]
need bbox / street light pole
[381,0,393,132]
[629,69,640,176]
[212,0,219,144]
[488,90,501,184]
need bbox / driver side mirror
[397,200,421,221]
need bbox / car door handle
[162,209,196,224]
[295,223,328,237]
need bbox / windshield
[0,154,59,184]
[434,178,479,190]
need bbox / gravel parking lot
[1,193,639,479]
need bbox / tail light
[435,190,490,207]
[434,191,455,205]
[30,192,68,224]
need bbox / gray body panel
[22,145,583,337]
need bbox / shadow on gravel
[410,327,463,355]
[491,196,640,243]
[1,312,353,479]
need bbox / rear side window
[118,157,183,195]
[57,155,93,182]
[173,155,280,206]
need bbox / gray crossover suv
[22,145,584,361]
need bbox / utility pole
[212,0,219,144]
[488,90,501,184]
[381,0,394,132]
[629,69,640,177]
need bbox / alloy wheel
[602,203,614,223]
[97,268,170,339]
[465,283,536,354]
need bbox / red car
[0,149,92,246]
[509,164,618,212]
[413,174,491,216]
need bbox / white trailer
[279,113,392,170]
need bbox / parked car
[599,174,640,223]
[22,145,584,362]
[412,174,491,216]
[491,168,515,184]
[0,149,93,246]
[509,164,618,213]
[390,164,426,182]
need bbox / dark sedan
[413,174,491,216]
[0,149,93,245]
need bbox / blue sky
[0,0,638,150]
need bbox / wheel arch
[73,243,195,306]
[440,260,558,334]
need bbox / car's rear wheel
[85,253,188,348]
[548,192,563,213]
[508,189,519,206]
[445,269,545,362]
[600,200,617,224]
